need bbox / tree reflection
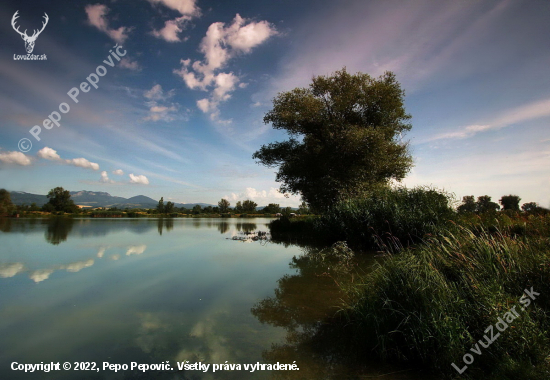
[251,244,419,379]
[157,218,174,235]
[235,222,257,233]
[45,217,75,245]
[218,221,230,234]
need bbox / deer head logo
[11,11,49,54]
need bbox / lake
[0,218,427,379]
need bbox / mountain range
[9,190,214,209]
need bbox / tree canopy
[218,198,230,213]
[0,189,15,216]
[499,195,521,211]
[46,187,78,213]
[253,68,413,211]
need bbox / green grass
[340,215,550,379]
[270,186,456,250]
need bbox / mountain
[9,190,214,209]
[10,191,48,206]
[70,191,127,206]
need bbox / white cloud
[126,245,147,256]
[430,98,550,141]
[149,0,199,42]
[174,14,277,121]
[0,263,25,278]
[196,98,210,113]
[113,169,124,175]
[29,269,54,283]
[63,260,94,273]
[100,170,115,183]
[66,158,100,170]
[85,4,131,43]
[143,85,178,121]
[145,105,178,122]
[37,147,61,161]
[129,173,150,185]
[152,16,192,42]
[147,0,199,16]
[37,147,99,170]
[0,151,32,166]
[119,58,141,71]
[144,84,175,101]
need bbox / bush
[270,186,456,250]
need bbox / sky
[0,0,549,208]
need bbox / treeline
[0,187,309,217]
[457,194,548,214]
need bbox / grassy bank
[340,215,550,378]
[268,188,550,378]
[270,186,456,250]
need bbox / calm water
[0,218,426,380]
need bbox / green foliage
[192,205,202,215]
[0,189,15,215]
[499,194,521,211]
[164,201,175,214]
[218,198,230,213]
[521,202,548,215]
[157,197,164,213]
[270,186,455,249]
[457,195,476,213]
[45,187,78,213]
[234,201,242,213]
[342,215,550,378]
[262,203,281,214]
[475,195,500,213]
[298,201,310,215]
[241,199,258,213]
[253,68,413,212]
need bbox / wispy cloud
[429,98,550,141]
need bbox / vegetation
[218,198,230,213]
[253,68,413,212]
[0,189,15,216]
[340,213,550,379]
[270,186,455,250]
[499,194,521,211]
[45,187,79,213]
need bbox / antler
[30,13,49,39]
[11,10,28,38]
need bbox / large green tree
[253,68,413,211]
[476,195,500,214]
[218,198,230,213]
[241,200,258,213]
[0,189,15,216]
[46,187,78,213]
[457,195,476,213]
[499,194,521,211]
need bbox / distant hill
[9,190,215,209]
[10,191,48,206]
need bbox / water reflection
[252,245,430,380]
[218,221,230,234]
[157,218,174,235]
[45,217,75,245]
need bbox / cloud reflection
[0,263,25,278]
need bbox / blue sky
[0,0,549,208]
